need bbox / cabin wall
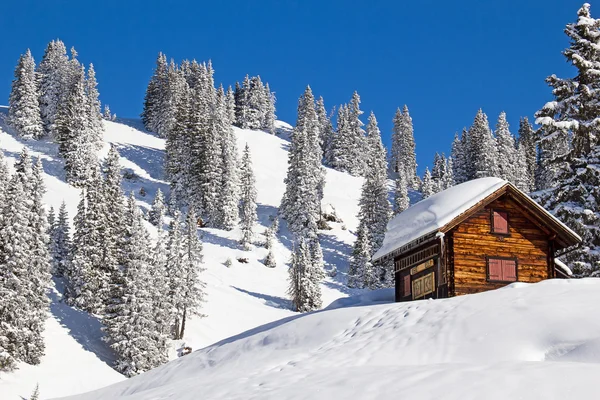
[452,195,550,296]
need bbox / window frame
[486,256,518,283]
[490,209,510,236]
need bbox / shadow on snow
[231,286,293,310]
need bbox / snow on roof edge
[554,259,573,277]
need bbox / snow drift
[60,279,600,400]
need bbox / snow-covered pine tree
[201,85,225,226]
[316,96,333,159]
[141,53,168,134]
[149,188,166,227]
[165,71,191,207]
[262,82,276,134]
[245,76,266,130]
[55,65,98,187]
[443,156,455,190]
[234,76,250,129]
[264,249,276,268]
[517,117,537,192]
[177,207,206,339]
[326,104,351,172]
[226,85,236,126]
[25,158,51,365]
[0,175,35,363]
[85,64,104,150]
[103,104,112,120]
[239,143,258,250]
[51,201,71,277]
[37,40,69,138]
[393,169,410,215]
[216,86,240,230]
[166,211,185,339]
[30,384,40,400]
[451,131,467,184]
[514,145,530,192]
[399,106,418,187]
[103,193,159,377]
[8,49,44,139]
[495,112,518,184]
[280,86,324,240]
[348,224,375,289]
[421,168,434,199]
[346,91,367,175]
[353,112,391,286]
[468,109,498,179]
[431,153,445,194]
[287,238,323,312]
[532,3,600,276]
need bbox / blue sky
[0,0,586,174]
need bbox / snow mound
[59,279,600,400]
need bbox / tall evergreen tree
[421,168,434,199]
[51,201,71,277]
[468,109,498,179]
[533,3,600,276]
[316,96,334,159]
[392,106,418,187]
[263,82,276,134]
[141,53,168,134]
[85,64,104,150]
[348,224,375,289]
[495,112,518,184]
[393,169,410,215]
[149,188,166,227]
[8,49,43,139]
[287,238,323,312]
[166,211,185,339]
[217,87,240,230]
[37,40,69,138]
[517,117,537,192]
[451,131,467,184]
[239,144,257,250]
[234,76,251,128]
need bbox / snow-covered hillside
[60,279,600,400]
[0,109,365,399]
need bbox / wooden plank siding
[452,195,551,296]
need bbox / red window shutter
[403,275,411,296]
[502,259,517,282]
[488,258,502,281]
[493,211,508,234]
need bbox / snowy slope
[58,279,600,400]
[0,110,365,399]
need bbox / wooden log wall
[452,195,550,296]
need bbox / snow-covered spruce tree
[287,238,323,312]
[26,158,52,365]
[346,91,367,175]
[467,109,498,179]
[246,75,266,130]
[165,70,191,207]
[421,168,434,199]
[103,193,159,377]
[431,153,447,194]
[51,201,71,277]
[517,117,537,192]
[67,168,108,313]
[8,49,43,140]
[326,104,350,171]
[178,208,206,339]
[166,211,185,339]
[495,112,518,184]
[216,87,240,230]
[348,224,375,289]
[102,145,126,309]
[316,96,334,160]
[393,169,410,215]
[56,65,98,187]
[0,175,36,363]
[532,3,600,276]
[149,188,166,227]
[141,52,168,134]
[201,85,225,226]
[239,143,258,250]
[37,39,69,138]
[225,85,236,126]
[451,131,467,184]
[262,82,276,134]
[514,145,530,192]
[280,86,325,239]
[30,384,39,400]
[85,64,104,150]
[264,248,276,268]
[234,76,251,129]
[393,106,418,187]
[148,199,171,365]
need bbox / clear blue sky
[0,0,585,174]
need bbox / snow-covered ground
[0,110,365,399]
[59,279,600,400]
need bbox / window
[487,258,517,282]
[492,210,509,234]
[403,274,411,297]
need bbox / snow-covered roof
[555,259,573,277]
[373,177,582,261]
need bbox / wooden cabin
[372,178,581,302]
